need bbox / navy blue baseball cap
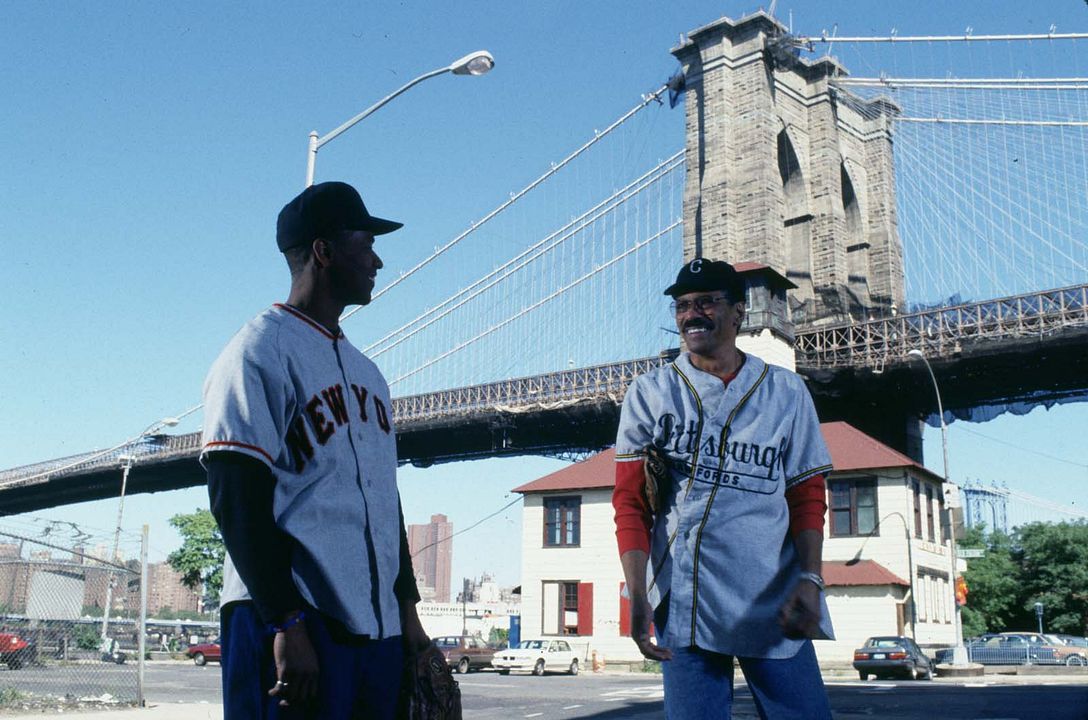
[663,258,745,301]
[276,181,403,252]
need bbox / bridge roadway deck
[1,284,1085,514]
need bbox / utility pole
[461,578,469,636]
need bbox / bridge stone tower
[672,12,905,325]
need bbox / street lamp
[100,416,181,639]
[907,349,967,665]
[305,50,495,187]
[847,511,916,639]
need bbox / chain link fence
[0,524,148,711]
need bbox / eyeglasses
[669,294,732,316]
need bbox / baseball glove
[398,642,462,720]
[642,444,670,515]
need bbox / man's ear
[312,237,333,268]
[734,301,746,329]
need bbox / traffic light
[955,576,968,606]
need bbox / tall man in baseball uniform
[201,181,429,719]
[613,258,834,720]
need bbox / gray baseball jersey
[201,303,402,638]
[616,351,834,658]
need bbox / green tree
[1014,520,1088,635]
[488,627,508,648]
[167,509,224,605]
[960,524,1022,637]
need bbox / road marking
[524,714,543,718]
[601,686,665,701]
[562,705,583,710]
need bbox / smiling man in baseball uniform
[613,258,834,720]
[201,181,428,719]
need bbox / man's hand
[630,596,672,662]
[268,619,320,708]
[778,580,822,639]
[400,603,431,656]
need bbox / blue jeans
[661,641,832,720]
[221,601,404,720]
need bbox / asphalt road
[4,662,1088,719]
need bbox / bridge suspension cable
[831,33,1088,306]
[339,82,670,325]
[365,152,684,358]
[799,31,1088,44]
[388,219,682,387]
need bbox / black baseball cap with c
[663,258,745,302]
[276,181,403,252]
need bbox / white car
[491,639,579,676]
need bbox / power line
[410,495,522,559]
[953,426,1088,472]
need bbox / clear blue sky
[1,2,1085,595]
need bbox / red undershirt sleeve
[786,473,827,537]
[613,459,652,555]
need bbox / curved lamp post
[305,50,495,187]
[847,511,916,639]
[908,349,967,665]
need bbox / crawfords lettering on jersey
[201,304,402,639]
[615,352,834,658]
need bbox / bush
[0,687,26,706]
[74,625,100,651]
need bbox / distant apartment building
[136,562,201,615]
[0,547,115,617]
[407,513,453,603]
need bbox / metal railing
[0,530,145,710]
[0,434,202,490]
[2,285,1085,487]
[392,353,675,423]
[794,283,1088,370]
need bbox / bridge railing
[794,283,1088,369]
[392,353,675,422]
[4,285,1085,486]
[0,434,203,489]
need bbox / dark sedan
[853,636,934,680]
[433,635,494,674]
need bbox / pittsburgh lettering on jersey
[654,412,786,494]
[286,382,392,471]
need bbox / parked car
[852,636,934,680]
[186,638,222,666]
[1042,634,1087,666]
[951,633,1060,665]
[433,635,493,674]
[0,631,37,670]
[491,639,578,676]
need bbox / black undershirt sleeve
[395,499,422,606]
[208,450,422,622]
[205,450,303,624]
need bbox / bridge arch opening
[778,128,814,322]
[842,161,872,311]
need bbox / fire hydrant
[592,649,605,672]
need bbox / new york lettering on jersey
[286,381,391,471]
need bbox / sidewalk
[25,705,222,720]
[14,667,1087,719]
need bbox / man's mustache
[683,319,712,332]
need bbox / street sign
[958,548,985,559]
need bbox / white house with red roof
[511,421,962,665]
